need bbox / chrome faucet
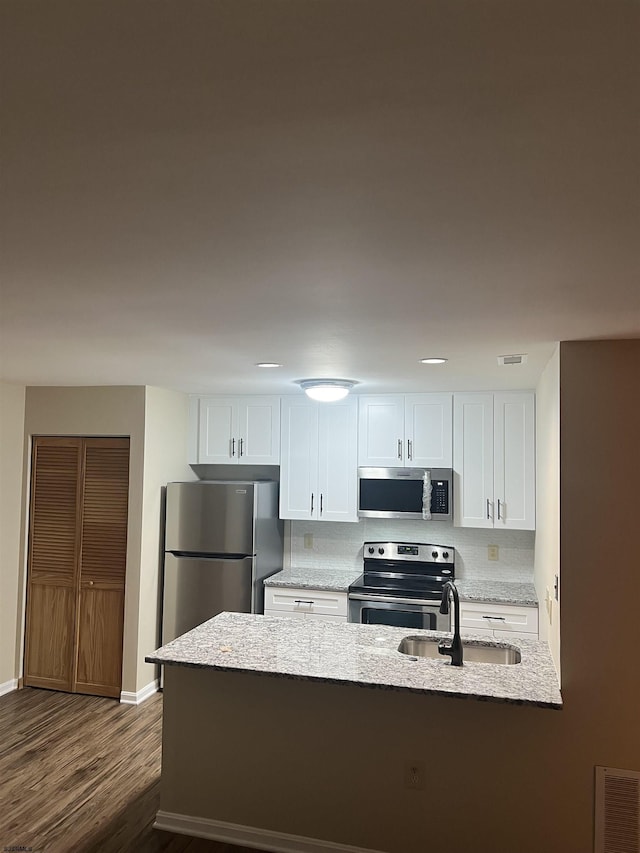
[438,580,463,666]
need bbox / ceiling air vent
[497,354,528,366]
[595,766,640,853]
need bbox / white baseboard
[153,810,387,853]
[0,679,18,697]
[120,679,158,705]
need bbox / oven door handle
[348,593,442,607]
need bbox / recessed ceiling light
[420,357,448,365]
[255,362,282,368]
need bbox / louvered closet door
[75,438,129,698]
[25,436,130,698]
[24,438,82,691]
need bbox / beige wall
[18,385,195,695]
[21,386,146,694]
[0,383,26,688]
[534,345,560,672]
[160,340,640,853]
[137,386,195,692]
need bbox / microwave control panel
[431,480,449,514]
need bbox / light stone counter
[147,611,562,709]
[456,579,538,607]
[265,567,538,606]
[264,566,361,592]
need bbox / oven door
[348,595,450,631]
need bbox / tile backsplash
[287,519,535,581]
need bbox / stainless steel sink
[398,636,521,665]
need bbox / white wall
[534,346,560,672]
[0,383,26,691]
[137,386,195,692]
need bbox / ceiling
[1,0,638,396]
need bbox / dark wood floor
[0,687,264,853]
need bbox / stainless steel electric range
[348,541,456,631]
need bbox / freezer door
[165,481,255,554]
[162,554,253,644]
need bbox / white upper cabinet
[358,394,452,468]
[193,396,281,465]
[280,396,358,522]
[453,392,535,530]
[404,394,453,468]
[493,392,536,530]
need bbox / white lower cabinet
[459,601,539,639]
[264,587,348,621]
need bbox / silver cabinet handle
[231,437,236,457]
[482,615,506,621]
[497,499,502,520]
[320,493,323,515]
[486,498,491,520]
[239,437,244,457]
[407,439,412,460]
[310,493,314,514]
[294,599,314,606]
[397,439,403,460]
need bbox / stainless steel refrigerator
[162,479,283,645]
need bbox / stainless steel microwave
[358,467,453,521]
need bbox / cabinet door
[358,396,405,466]
[237,396,280,465]
[24,438,82,692]
[75,439,129,699]
[198,397,237,463]
[279,398,319,520]
[494,393,536,530]
[317,397,358,522]
[404,394,453,467]
[453,394,494,528]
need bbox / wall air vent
[595,766,640,853]
[497,354,528,366]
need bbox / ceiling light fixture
[420,357,448,365]
[255,362,282,368]
[297,378,357,402]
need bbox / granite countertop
[456,579,538,607]
[264,566,361,592]
[265,567,538,607]
[147,611,562,709]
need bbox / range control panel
[363,542,455,564]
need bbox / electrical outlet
[404,761,425,790]
[488,544,499,561]
[303,533,313,550]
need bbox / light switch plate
[303,533,313,549]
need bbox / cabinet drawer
[459,602,538,635]
[264,587,348,618]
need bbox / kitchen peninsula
[148,611,561,708]
[148,612,561,850]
